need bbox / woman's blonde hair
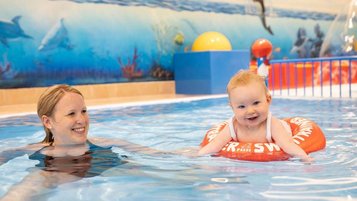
[227,70,269,96]
[37,84,83,143]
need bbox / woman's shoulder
[88,137,130,146]
[0,143,47,165]
[19,142,48,153]
[1,142,46,153]
[88,137,113,147]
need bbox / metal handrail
[269,56,357,98]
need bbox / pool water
[0,97,356,200]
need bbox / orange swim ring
[200,117,326,161]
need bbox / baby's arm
[271,117,313,162]
[198,125,232,156]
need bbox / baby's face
[229,82,271,128]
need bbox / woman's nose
[76,113,87,123]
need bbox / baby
[198,70,313,162]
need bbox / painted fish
[0,15,32,47]
[38,18,73,51]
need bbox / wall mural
[0,0,351,88]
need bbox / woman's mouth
[72,127,86,134]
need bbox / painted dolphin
[253,0,273,35]
[290,27,309,58]
[0,15,32,47]
[38,18,73,52]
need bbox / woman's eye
[68,112,75,116]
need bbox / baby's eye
[253,101,260,105]
[237,105,245,109]
[82,109,87,114]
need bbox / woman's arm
[89,137,167,155]
[1,169,82,201]
[0,143,44,166]
[271,117,313,163]
[198,125,232,156]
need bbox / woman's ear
[41,115,52,129]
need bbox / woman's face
[229,81,271,128]
[43,92,89,145]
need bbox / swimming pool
[0,96,356,200]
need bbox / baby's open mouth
[246,116,258,121]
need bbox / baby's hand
[301,156,314,164]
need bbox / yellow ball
[192,31,232,51]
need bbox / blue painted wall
[0,0,351,88]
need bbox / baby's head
[227,70,270,99]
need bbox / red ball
[251,38,273,58]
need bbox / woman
[0,84,161,200]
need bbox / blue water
[0,97,356,200]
